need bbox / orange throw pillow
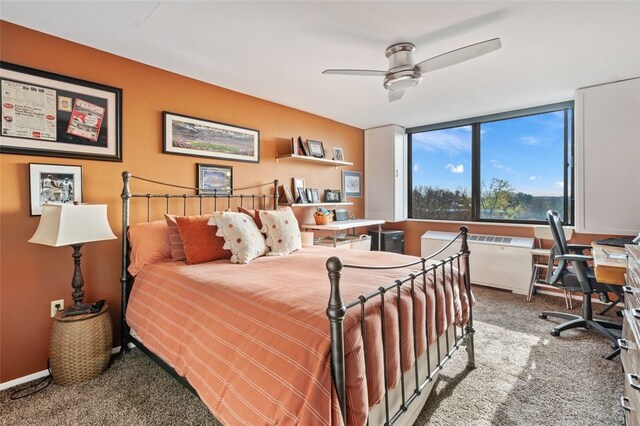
[175,215,231,264]
[237,206,263,229]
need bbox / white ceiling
[2,1,639,129]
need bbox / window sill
[404,218,575,229]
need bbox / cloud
[554,181,564,189]
[529,176,538,181]
[520,136,540,146]
[413,127,471,156]
[413,163,420,172]
[490,159,517,175]
[445,163,464,174]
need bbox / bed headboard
[118,171,279,351]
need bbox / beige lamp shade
[29,204,116,247]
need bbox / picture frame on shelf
[196,163,232,195]
[342,170,362,198]
[297,136,309,156]
[163,111,259,163]
[29,163,83,216]
[292,177,305,203]
[296,187,308,204]
[306,140,325,158]
[1,62,122,162]
[310,188,320,203]
[306,188,314,204]
[278,184,294,204]
[332,147,345,162]
[324,189,342,203]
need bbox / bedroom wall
[0,22,364,383]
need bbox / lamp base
[63,302,92,318]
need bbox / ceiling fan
[322,38,502,102]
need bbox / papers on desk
[602,248,628,260]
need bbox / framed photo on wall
[163,111,260,163]
[342,170,362,198]
[306,140,325,158]
[29,163,83,216]
[196,163,233,195]
[1,62,122,161]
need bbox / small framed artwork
[296,187,308,204]
[332,147,345,162]
[310,188,320,203]
[278,184,294,204]
[29,163,83,216]
[306,140,325,158]
[1,62,122,161]
[324,189,342,203]
[163,111,259,163]
[342,170,363,198]
[292,177,305,203]
[197,164,233,195]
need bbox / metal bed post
[120,171,132,354]
[460,226,476,369]
[326,256,347,424]
[273,179,279,209]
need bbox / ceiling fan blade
[388,90,405,102]
[322,69,387,76]
[416,38,502,73]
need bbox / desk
[592,242,627,285]
[301,219,385,249]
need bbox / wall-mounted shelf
[282,202,353,208]
[275,153,353,167]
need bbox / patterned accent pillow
[259,207,302,256]
[164,214,187,261]
[210,212,268,264]
[175,215,230,264]
[237,206,263,230]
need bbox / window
[408,102,574,224]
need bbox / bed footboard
[326,226,474,425]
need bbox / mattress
[126,245,470,425]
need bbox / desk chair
[528,225,574,308]
[539,210,622,358]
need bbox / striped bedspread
[126,245,471,425]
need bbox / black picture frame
[296,187,308,203]
[1,62,122,162]
[163,111,260,163]
[324,189,342,202]
[29,162,83,216]
[196,163,233,195]
[306,140,325,158]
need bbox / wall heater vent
[421,231,534,295]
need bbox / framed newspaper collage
[0,61,122,161]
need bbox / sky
[411,110,569,197]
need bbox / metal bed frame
[119,171,476,426]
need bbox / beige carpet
[1,286,624,425]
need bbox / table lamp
[29,204,116,315]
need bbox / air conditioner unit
[421,231,534,295]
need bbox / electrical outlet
[50,299,64,317]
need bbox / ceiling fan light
[384,70,422,91]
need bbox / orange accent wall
[0,22,364,382]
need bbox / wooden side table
[49,304,112,385]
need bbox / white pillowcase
[210,212,268,264]
[259,207,302,256]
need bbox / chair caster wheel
[551,329,560,337]
[539,314,547,319]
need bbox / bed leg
[326,256,347,424]
[459,226,476,370]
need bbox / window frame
[407,101,575,225]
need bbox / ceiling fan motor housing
[384,42,422,91]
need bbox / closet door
[364,125,407,222]
[575,78,640,235]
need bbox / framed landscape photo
[197,163,232,195]
[1,62,122,161]
[163,111,259,163]
[306,140,325,158]
[342,170,362,198]
[29,163,83,216]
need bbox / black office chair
[539,210,622,357]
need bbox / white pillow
[210,212,268,264]
[259,207,302,256]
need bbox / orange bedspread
[126,246,471,426]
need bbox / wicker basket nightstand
[49,304,113,385]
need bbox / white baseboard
[0,345,126,391]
